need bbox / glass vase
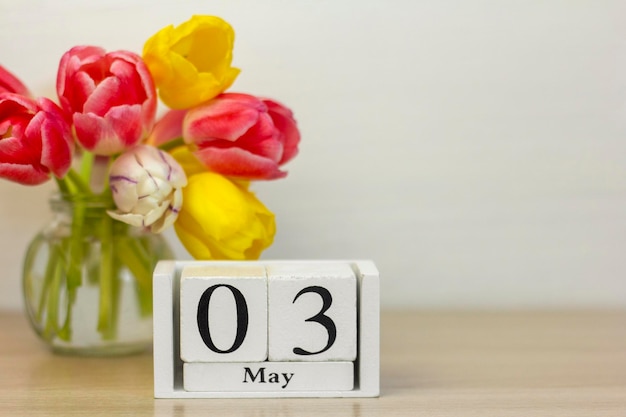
[22,193,172,356]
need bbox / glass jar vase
[22,193,172,355]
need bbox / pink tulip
[0,65,30,96]
[183,93,300,180]
[148,109,187,147]
[0,93,74,185]
[264,99,299,166]
[56,46,157,155]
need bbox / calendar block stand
[153,260,379,398]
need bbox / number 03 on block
[153,260,380,398]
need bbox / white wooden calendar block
[183,361,354,392]
[179,265,268,363]
[267,263,357,362]
[153,260,379,398]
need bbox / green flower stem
[57,170,92,292]
[36,242,76,342]
[29,239,50,323]
[65,168,91,194]
[28,151,166,346]
[157,137,184,152]
[56,291,74,342]
[54,177,70,195]
[36,242,59,324]
[43,253,63,341]
[66,206,85,292]
[97,213,117,340]
[79,151,95,181]
[114,237,153,317]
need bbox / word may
[243,367,294,389]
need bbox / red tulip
[183,93,300,180]
[264,99,299,166]
[148,108,186,147]
[0,93,74,185]
[56,46,157,155]
[0,65,30,96]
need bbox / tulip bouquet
[1,15,300,347]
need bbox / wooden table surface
[1,310,625,416]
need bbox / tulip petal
[178,93,299,180]
[57,46,157,156]
[174,172,275,260]
[151,188,183,233]
[0,65,31,96]
[180,173,248,240]
[73,112,116,152]
[173,16,232,72]
[234,133,283,165]
[110,174,140,212]
[143,202,170,226]
[134,147,170,182]
[109,56,149,104]
[235,112,282,161]
[0,95,73,185]
[0,162,49,185]
[0,92,37,113]
[194,146,286,180]
[173,68,238,107]
[142,15,239,109]
[264,99,300,164]
[73,105,144,155]
[107,211,146,227]
[108,145,186,232]
[184,95,263,143]
[0,134,41,165]
[148,109,187,146]
[65,70,97,113]
[40,116,73,178]
[107,104,145,148]
[169,145,207,177]
[174,218,216,259]
[83,76,122,115]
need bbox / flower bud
[174,172,275,259]
[183,93,300,180]
[108,145,187,232]
[0,94,73,185]
[56,46,157,155]
[143,15,240,109]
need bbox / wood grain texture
[1,310,625,416]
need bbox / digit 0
[292,286,337,355]
[196,284,248,353]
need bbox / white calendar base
[153,260,379,398]
[183,361,354,392]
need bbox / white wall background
[1,1,625,310]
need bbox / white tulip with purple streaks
[108,145,187,233]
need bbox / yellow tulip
[143,15,240,109]
[169,145,207,177]
[175,172,275,260]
